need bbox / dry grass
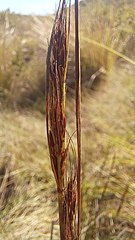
[80,0,135,78]
[0,62,135,240]
[0,111,58,239]
[46,1,79,239]
[0,1,135,239]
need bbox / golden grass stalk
[46,1,78,239]
[81,36,135,66]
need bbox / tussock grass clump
[80,0,135,81]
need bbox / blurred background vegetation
[0,0,135,239]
